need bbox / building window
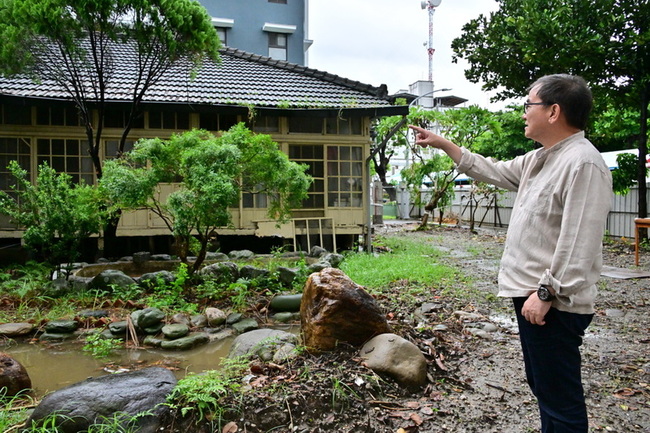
[199,113,239,132]
[288,117,323,134]
[327,146,363,207]
[289,145,324,209]
[105,140,135,159]
[36,106,81,127]
[242,188,268,209]
[0,137,31,198]
[325,116,362,135]
[104,109,145,129]
[268,32,287,60]
[268,0,287,3]
[216,27,227,46]
[36,138,94,185]
[252,116,279,133]
[1,104,31,125]
[148,111,190,130]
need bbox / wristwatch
[537,285,555,302]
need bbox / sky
[307,0,512,110]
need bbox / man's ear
[547,103,561,124]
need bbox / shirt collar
[536,131,585,160]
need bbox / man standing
[410,74,613,432]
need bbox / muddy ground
[188,222,650,433]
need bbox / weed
[167,357,249,424]
[330,377,360,412]
[143,263,197,313]
[229,279,250,311]
[101,283,143,302]
[194,278,224,300]
[86,410,154,433]
[0,389,36,432]
[82,330,122,358]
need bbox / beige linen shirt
[456,131,613,314]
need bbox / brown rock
[0,322,34,337]
[0,352,32,397]
[300,268,391,352]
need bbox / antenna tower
[421,0,442,82]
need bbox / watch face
[538,287,552,301]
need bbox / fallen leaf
[410,412,423,425]
[249,375,268,387]
[613,388,637,398]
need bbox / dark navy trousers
[513,297,593,433]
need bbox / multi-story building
[200,0,311,65]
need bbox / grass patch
[341,235,456,290]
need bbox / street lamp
[409,87,451,109]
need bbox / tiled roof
[0,43,404,114]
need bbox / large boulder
[25,367,176,433]
[300,268,391,352]
[0,352,31,397]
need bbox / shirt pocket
[521,181,556,216]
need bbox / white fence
[410,185,648,238]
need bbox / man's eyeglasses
[523,101,552,112]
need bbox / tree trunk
[102,211,122,259]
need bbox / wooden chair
[634,218,650,266]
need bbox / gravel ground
[371,221,650,433]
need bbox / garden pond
[4,324,299,397]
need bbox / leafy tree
[100,124,312,274]
[473,106,536,160]
[400,154,457,227]
[371,106,439,202]
[0,161,107,272]
[590,105,645,152]
[452,0,650,219]
[612,153,649,196]
[404,106,501,229]
[0,0,221,174]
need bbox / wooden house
[0,46,407,257]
